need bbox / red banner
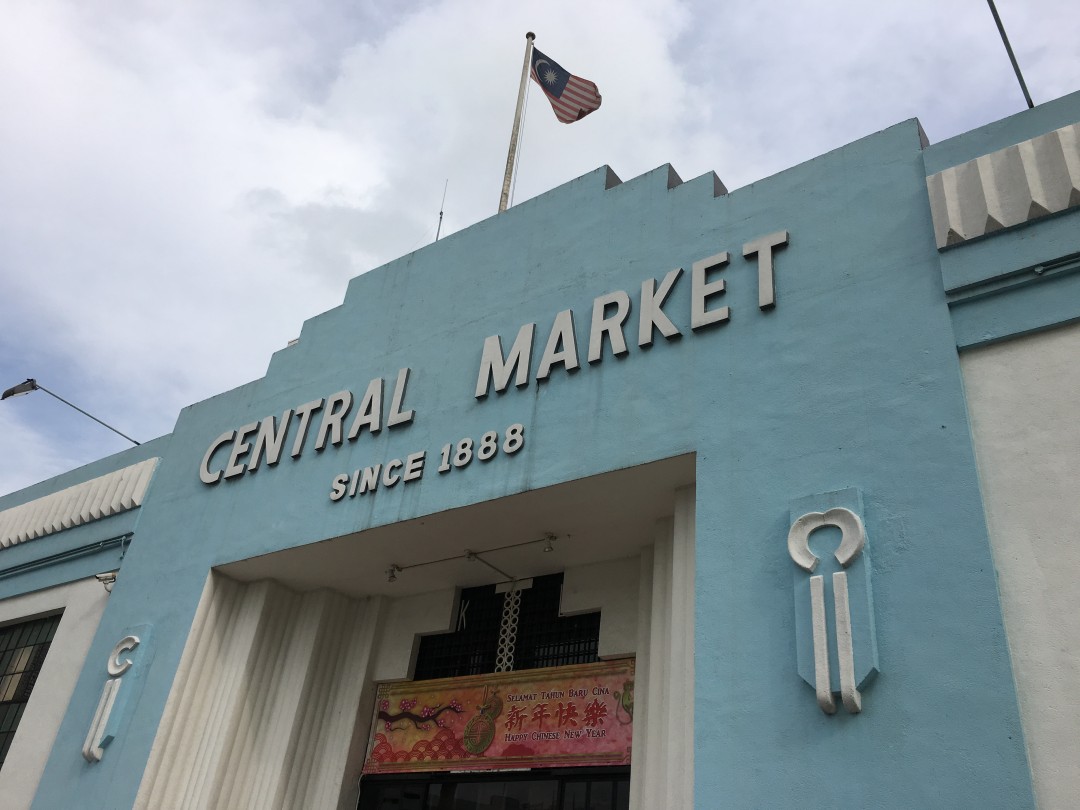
[363,659,634,774]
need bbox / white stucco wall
[960,321,1080,810]
[0,577,109,810]
[372,587,458,682]
[561,555,640,659]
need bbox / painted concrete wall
[961,322,1080,810]
[25,93,1080,808]
[34,120,1030,809]
[0,577,108,810]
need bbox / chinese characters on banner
[363,659,634,774]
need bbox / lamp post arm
[34,384,141,446]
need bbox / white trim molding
[0,458,159,549]
[927,121,1080,248]
[0,577,110,810]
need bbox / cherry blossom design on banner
[363,659,634,774]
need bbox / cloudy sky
[2,0,1078,496]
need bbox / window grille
[414,573,599,680]
[0,614,62,769]
[515,576,600,671]
[414,582,504,680]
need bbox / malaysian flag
[529,47,602,124]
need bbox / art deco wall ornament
[82,628,151,762]
[788,496,878,715]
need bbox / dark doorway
[358,768,630,810]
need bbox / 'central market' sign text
[198,230,789,498]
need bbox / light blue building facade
[2,91,1080,809]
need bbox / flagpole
[499,32,535,213]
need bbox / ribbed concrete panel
[628,545,655,810]
[927,121,1080,248]
[134,574,381,810]
[669,485,695,808]
[631,484,695,810]
[641,519,672,809]
[0,458,158,549]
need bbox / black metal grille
[413,573,599,680]
[414,582,504,680]
[0,613,62,769]
[515,574,600,671]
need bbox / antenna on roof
[435,179,449,241]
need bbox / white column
[631,484,695,810]
[629,544,655,809]
[0,577,109,810]
[960,322,1080,809]
[135,573,382,810]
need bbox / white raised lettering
[403,451,426,481]
[638,268,683,347]
[691,252,730,330]
[476,323,535,398]
[382,459,403,487]
[348,378,383,440]
[743,230,789,309]
[387,368,415,427]
[315,391,352,451]
[224,422,259,479]
[330,474,349,501]
[358,464,381,494]
[290,399,324,458]
[588,290,631,363]
[248,410,292,472]
[199,431,235,485]
[536,309,580,380]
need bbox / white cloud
[1,0,1078,495]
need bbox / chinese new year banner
[363,659,634,774]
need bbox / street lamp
[2,378,140,446]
